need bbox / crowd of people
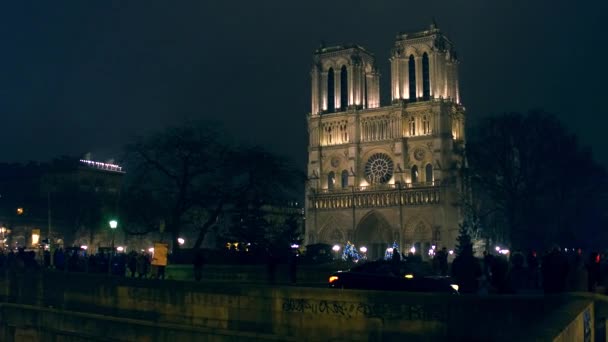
[0,247,161,279]
[450,246,606,295]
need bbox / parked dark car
[328,260,459,294]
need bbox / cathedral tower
[390,22,460,104]
[310,45,380,115]
[306,23,466,260]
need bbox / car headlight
[450,284,459,292]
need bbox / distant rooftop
[79,159,124,173]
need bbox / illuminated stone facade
[306,23,466,259]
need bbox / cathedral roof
[314,44,374,57]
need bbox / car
[328,260,459,294]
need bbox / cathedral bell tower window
[422,53,430,100]
[327,68,335,112]
[340,65,348,111]
[408,55,416,102]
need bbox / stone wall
[0,270,597,341]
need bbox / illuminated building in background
[306,23,466,259]
[0,155,124,249]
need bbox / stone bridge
[0,269,603,341]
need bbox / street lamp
[108,219,118,275]
[109,219,118,248]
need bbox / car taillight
[329,276,339,283]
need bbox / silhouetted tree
[222,146,304,252]
[467,110,608,250]
[121,121,232,253]
[121,122,304,254]
[455,221,473,257]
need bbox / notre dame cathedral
[305,23,466,260]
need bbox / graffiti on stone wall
[281,298,448,321]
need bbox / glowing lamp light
[31,233,40,245]
[449,250,454,255]
[432,245,436,250]
[81,245,88,250]
[329,275,339,283]
[116,246,124,252]
[495,246,501,252]
[450,284,459,292]
[16,207,24,215]
[332,244,341,252]
[499,249,510,255]
[177,238,185,245]
[109,220,118,229]
[428,249,434,256]
[148,247,154,253]
[410,246,416,254]
[404,274,414,279]
[290,244,300,249]
[387,247,394,253]
[359,246,368,253]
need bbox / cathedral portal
[355,211,392,260]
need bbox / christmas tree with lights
[384,241,400,260]
[342,241,360,261]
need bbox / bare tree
[121,121,232,253]
[120,122,304,254]
[467,110,607,250]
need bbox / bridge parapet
[0,270,598,341]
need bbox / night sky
[1,1,607,170]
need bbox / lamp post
[109,219,118,246]
[108,219,118,275]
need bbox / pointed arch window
[341,170,349,188]
[422,53,430,100]
[422,115,430,134]
[425,163,433,183]
[411,165,419,184]
[409,117,416,136]
[328,171,335,190]
[340,65,348,111]
[408,55,416,101]
[327,68,335,112]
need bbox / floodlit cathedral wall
[305,23,466,260]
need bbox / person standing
[391,248,401,276]
[127,252,137,277]
[438,247,449,276]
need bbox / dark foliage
[467,110,608,250]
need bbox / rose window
[365,153,394,184]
